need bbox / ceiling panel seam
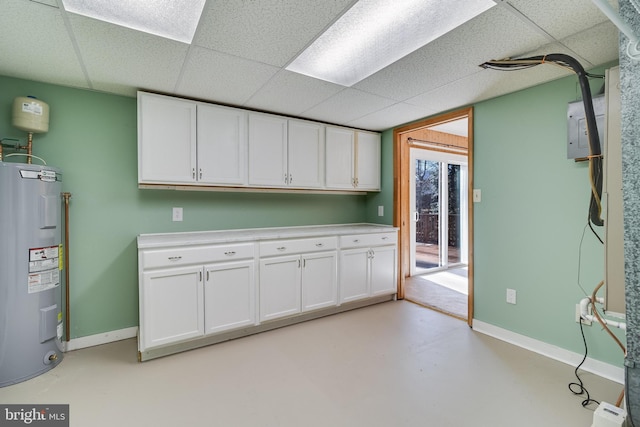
[494,1,595,67]
[58,4,94,90]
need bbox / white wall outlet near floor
[172,207,183,222]
[506,288,516,304]
[378,205,384,216]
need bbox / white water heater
[0,162,64,387]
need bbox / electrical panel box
[567,95,605,160]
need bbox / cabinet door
[138,92,197,184]
[248,113,288,187]
[197,104,247,185]
[325,127,355,189]
[259,255,301,321]
[204,260,255,335]
[140,266,204,350]
[301,251,337,312]
[370,246,397,296]
[356,132,381,191]
[288,120,324,188]
[339,248,370,303]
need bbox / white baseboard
[472,319,624,384]
[64,327,138,352]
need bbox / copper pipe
[62,192,72,342]
[27,132,33,164]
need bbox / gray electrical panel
[567,95,605,159]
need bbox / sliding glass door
[410,148,468,276]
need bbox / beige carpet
[404,268,468,320]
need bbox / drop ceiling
[0,0,621,131]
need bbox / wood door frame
[393,107,474,326]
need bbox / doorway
[393,108,474,325]
[410,149,468,275]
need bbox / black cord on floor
[568,320,600,408]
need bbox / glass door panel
[415,159,441,270]
[410,148,468,275]
[447,164,461,265]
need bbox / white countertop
[137,223,398,249]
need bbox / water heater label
[28,246,60,293]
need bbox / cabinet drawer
[339,232,397,249]
[260,237,337,257]
[142,243,255,269]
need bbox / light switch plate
[473,189,482,203]
[506,288,516,304]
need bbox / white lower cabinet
[339,249,370,303]
[259,237,338,321]
[301,252,337,312]
[138,225,396,360]
[141,266,204,350]
[339,232,398,303]
[204,260,255,334]
[259,255,302,322]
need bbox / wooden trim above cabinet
[138,183,365,195]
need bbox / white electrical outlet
[172,207,183,222]
[575,304,592,325]
[378,205,384,216]
[506,288,516,304]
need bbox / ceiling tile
[503,0,616,40]
[353,5,550,102]
[0,0,88,89]
[68,14,189,96]
[244,70,344,116]
[560,21,621,66]
[405,45,577,112]
[176,46,280,105]
[346,103,438,132]
[302,88,396,125]
[193,0,356,67]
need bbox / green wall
[0,75,373,339]
[365,129,394,224]
[471,65,625,366]
[3,66,624,367]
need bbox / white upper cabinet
[355,131,381,191]
[248,114,324,189]
[287,120,324,189]
[248,113,288,187]
[197,104,247,186]
[325,127,380,191]
[138,91,379,192]
[325,127,355,190]
[138,92,197,184]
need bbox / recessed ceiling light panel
[61,0,206,44]
[287,0,496,86]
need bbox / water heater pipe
[62,192,72,342]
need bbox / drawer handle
[353,239,360,243]
[225,251,236,256]
[382,237,388,240]
[315,243,324,247]
[168,256,182,261]
[277,247,286,251]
